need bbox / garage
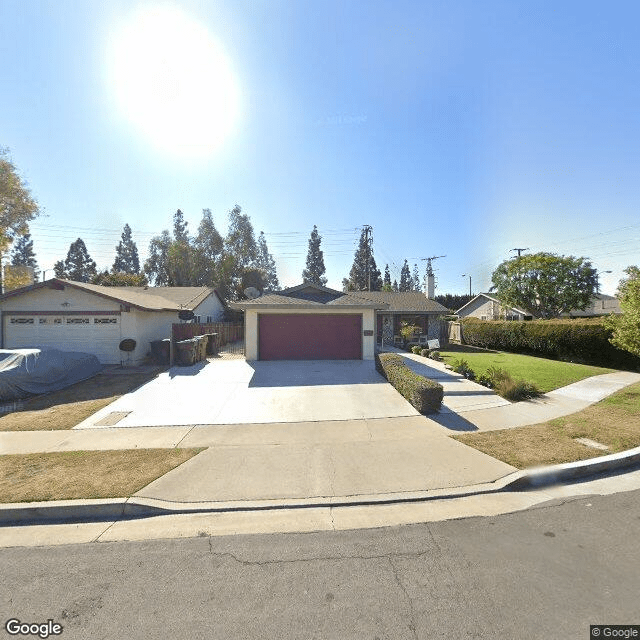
[4,313,122,364]
[259,313,362,360]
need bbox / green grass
[438,344,616,393]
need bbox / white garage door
[4,314,122,364]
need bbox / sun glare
[108,5,241,159]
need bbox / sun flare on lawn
[108,6,241,159]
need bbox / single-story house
[456,292,622,321]
[456,293,533,321]
[0,278,226,364]
[561,293,622,318]
[231,282,449,361]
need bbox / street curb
[1,446,639,527]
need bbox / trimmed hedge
[460,317,640,369]
[376,352,444,414]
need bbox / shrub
[460,317,640,369]
[420,348,430,357]
[429,351,442,361]
[451,358,476,380]
[375,352,444,414]
[498,378,541,401]
[411,345,422,354]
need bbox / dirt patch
[0,448,203,503]
[0,370,162,432]
[454,382,640,468]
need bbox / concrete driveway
[75,359,420,428]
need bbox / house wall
[125,310,180,364]
[244,308,376,360]
[1,285,120,313]
[192,293,225,323]
[459,297,525,321]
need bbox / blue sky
[1,0,638,295]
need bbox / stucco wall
[245,308,376,360]
[193,292,225,323]
[1,285,120,313]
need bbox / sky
[1,0,638,295]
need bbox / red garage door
[259,314,362,360]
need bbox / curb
[1,446,639,527]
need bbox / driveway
[75,359,421,428]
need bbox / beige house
[456,293,532,321]
[0,278,226,364]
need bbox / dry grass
[0,448,203,503]
[0,370,161,431]
[454,382,640,469]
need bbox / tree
[193,208,223,287]
[58,238,97,282]
[399,259,412,291]
[301,225,327,286]
[383,264,392,291]
[256,231,279,292]
[346,228,382,291]
[144,230,172,286]
[10,232,39,277]
[490,252,598,319]
[223,205,259,299]
[392,279,398,292]
[605,266,640,357]
[112,224,140,274]
[413,263,421,292]
[0,147,40,255]
[434,293,474,312]
[92,271,148,286]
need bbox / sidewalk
[2,357,640,530]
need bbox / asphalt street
[2,488,639,640]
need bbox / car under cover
[0,348,103,402]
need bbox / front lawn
[437,344,616,393]
[0,448,203,503]
[454,382,640,469]
[0,369,162,431]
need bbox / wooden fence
[172,321,244,347]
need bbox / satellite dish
[244,287,261,299]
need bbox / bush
[411,345,422,354]
[451,358,476,380]
[498,378,541,401]
[420,348,430,357]
[429,351,442,361]
[460,317,640,369]
[375,352,444,414]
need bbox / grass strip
[454,382,640,469]
[0,448,204,503]
[438,344,615,393]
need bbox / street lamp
[462,274,472,297]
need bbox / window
[94,318,118,324]
[10,318,34,324]
[53,318,62,324]
[66,317,90,324]
[39,318,48,324]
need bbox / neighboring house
[0,278,226,364]
[231,282,449,361]
[456,292,621,320]
[561,294,622,318]
[456,293,533,321]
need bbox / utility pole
[363,225,373,291]
[510,247,529,258]
[420,255,446,298]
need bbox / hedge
[376,352,444,414]
[460,317,640,369]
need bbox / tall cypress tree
[112,224,140,274]
[10,232,39,277]
[60,238,97,282]
[257,231,279,292]
[413,263,421,292]
[302,225,327,286]
[383,264,391,289]
[347,228,381,291]
[399,259,412,291]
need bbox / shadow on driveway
[247,360,386,388]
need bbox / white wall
[193,292,225,323]
[244,307,376,360]
[1,285,120,313]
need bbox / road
[1,489,639,640]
